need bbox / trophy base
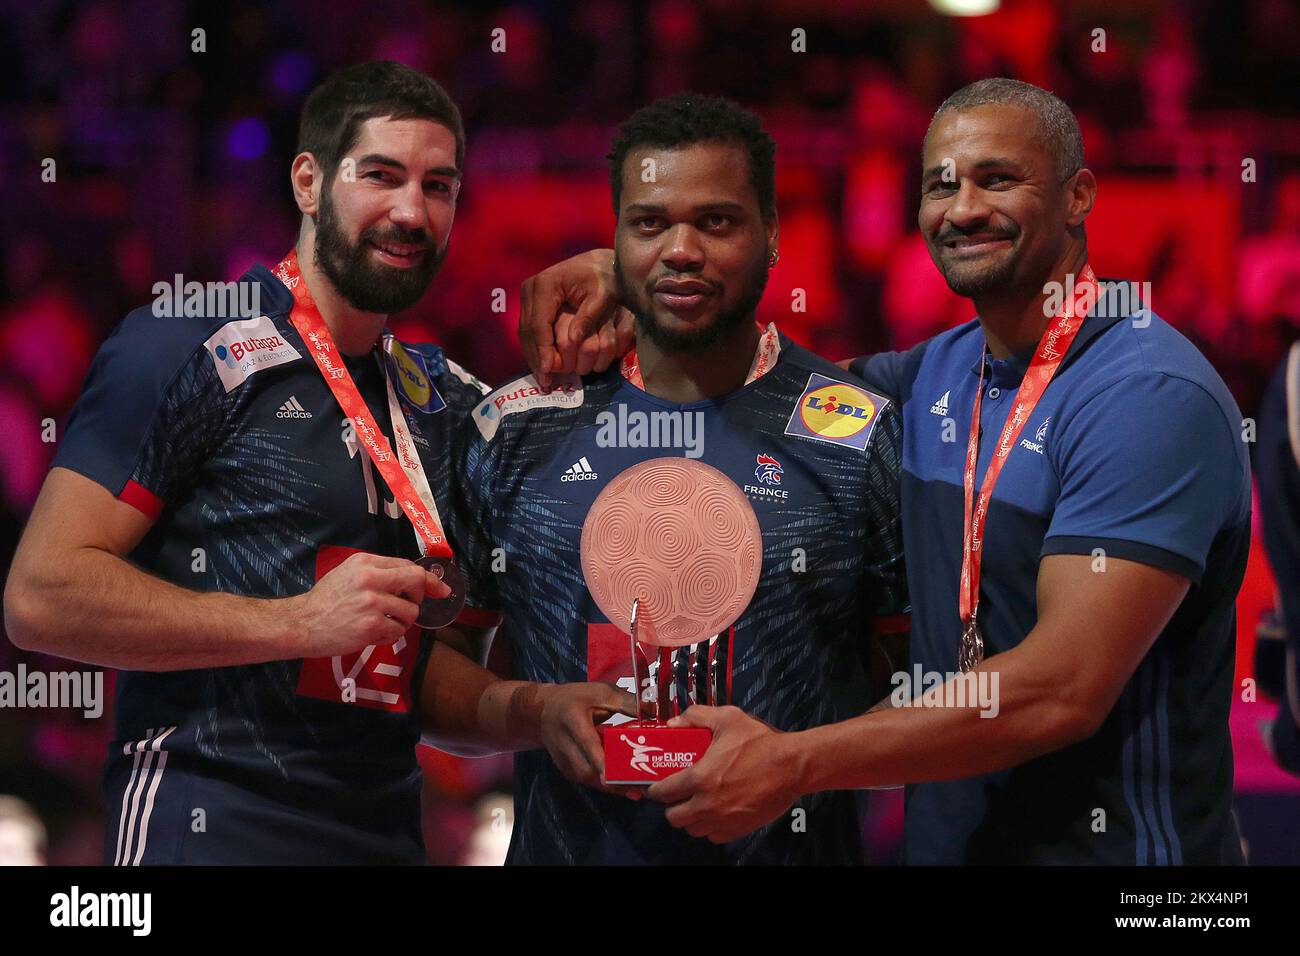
[601,721,713,785]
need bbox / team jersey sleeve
[50,306,227,519]
[849,342,926,403]
[446,411,504,617]
[1040,372,1248,584]
[433,354,492,410]
[862,397,910,627]
[422,350,502,627]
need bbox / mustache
[935,226,1018,245]
[360,225,433,250]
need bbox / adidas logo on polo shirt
[930,390,950,416]
[561,457,598,481]
[276,395,313,419]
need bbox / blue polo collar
[967,277,1137,386]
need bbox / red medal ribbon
[959,265,1097,644]
[274,249,452,559]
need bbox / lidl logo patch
[387,340,445,414]
[784,372,887,450]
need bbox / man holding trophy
[448,93,908,864]
[517,80,1250,865]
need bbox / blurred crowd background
[2,0,1300,865]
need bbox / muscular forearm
[5,544,304,670]
[420,642,553,755]
[790,643,1091,793]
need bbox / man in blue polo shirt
[518,78,1250,864]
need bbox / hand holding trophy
[580,457,762,785]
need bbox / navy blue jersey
[1255,347,1300,777]
[851,279,1250,865]
[51,264,490,864]
[450,333,907,865]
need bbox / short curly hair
[606,92,777,221]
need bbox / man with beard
[449,93,907,864]
[4,61,628,864]
[516,79,1250,865]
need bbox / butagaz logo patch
[562,456,598,481]
[931,390,950,416]
[784,373,887,451]
[277,395,312,419]
[475,374,584,441]
[204,316,301,392]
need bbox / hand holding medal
[413,554,466,629]
[277,250,466,630]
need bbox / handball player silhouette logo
[621,734,664,775]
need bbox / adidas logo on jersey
[277,395,313,419]
[561,457,598,482]
[930,390,950,416]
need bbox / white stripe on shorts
[114,726,177,866]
